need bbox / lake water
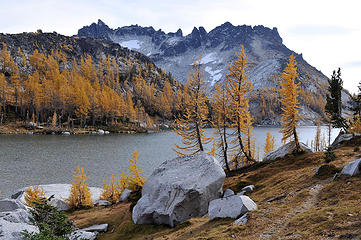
[0,126,339,197]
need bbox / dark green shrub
[324,147,337,163]
[354,146,360,152]
[128,186,142,213]
[22,196,73,240]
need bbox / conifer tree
[325,68,347,131]
[173,58,213,156]
[225,45,255,164]
[212,82,231,172]
[279,54,301,153]
[67,166,92,209]
[127,150,145,191]
[264,132,275,156]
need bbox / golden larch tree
[225,45,255,165]
[212,82,231,172]
[67,166,93,209]
[279,54,301,152]
[264,132,275,156]
[173,58,213,156]
[127,150,145,191]
[24,185,46,207]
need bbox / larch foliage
[279,54,301,153]
[264,132,275,156]
[349,116,361,134]
[67,166,92,209]
[225,45,255,165]
[173,58,213,156]
[100,172,122,203]
[52,112,57,127]
[314,119,322,152]
[24,185,46,207]
[127,150,145,191]
[212,82,231,172]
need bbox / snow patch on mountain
[120,40,141,50]
[201,53,217,64]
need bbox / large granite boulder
[208,195,257,220]
[132,153,226,227]
[0,199,38,240]
[341,158,361,176]
[263,141,312,162]
[12,184,103,211]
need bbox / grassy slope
[67,138,361,240]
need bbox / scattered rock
[119,189,132,202]
[263,141,312,162]
[234,213,248,225]
[98,129,105,135]
[61,131,70,135]
[223,189,234,198]
[27,122,36,128]
[341,158,361,176]
[132,152,225,227]
[94,200,112,206]
[208,195,257,220]
[81,223,108,232]
[13,184,103,211]
[237,191,246,196]
[104,130,110,134]
[36,126,44,129]
[68,230,97,240]
[242,185,255,193]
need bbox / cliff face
[77,20,354,125]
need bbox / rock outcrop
[208,195,257,220]
[263,141,312,162]
[132,153,225,227]
[12,184,103,211]
[0,199,38,240]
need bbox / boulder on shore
[12,184,103,211]
[208,195,257,220]
[263,141,312,162]
[132,152,226,227]
[0,199,38,240]
[341,158,361,176]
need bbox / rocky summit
[77,20,352,125]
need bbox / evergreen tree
[280,54,301,153]
[225,45,255,165]
[325,68,347,131]
[212,82,231,172]
[173,58,213,156]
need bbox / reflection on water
[0,126,339,197]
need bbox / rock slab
[208,195,257,220]
[263,141,312,162]
[12,184,103,211]
[132,152,226,227]
[341,158,361,176]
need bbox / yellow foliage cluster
[100,172,129,203]
[67,166,93,209]
[349,116,361,134]
[100,150,145,202]
[0,42,181,127]
[24,185,46,207]
[264,132,275,156]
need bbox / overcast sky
[1,0,360,93]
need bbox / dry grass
[67,138,361,240]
